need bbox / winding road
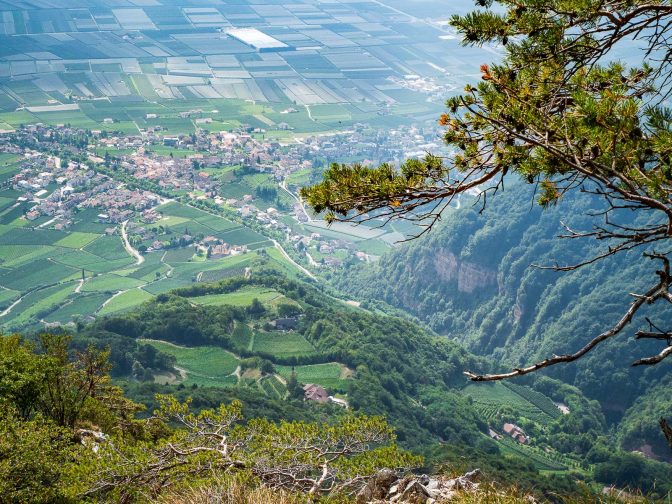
[271,239,316,280]
[121,220,144,265]
[279,180,313,223]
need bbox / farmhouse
[303,384,328,403]
[271,317,299,331]
[503,423,529,444]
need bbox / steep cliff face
[431,249,497,294]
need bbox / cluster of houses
[388,74,455,101]
[269,316,299,331]
[86,188,159,220]
[10,152,159,225]
[204,240,247,258]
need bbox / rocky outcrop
[457,262,496,294]
[432,250,459,282]
[432,250,496,294]
[357,469,485,503]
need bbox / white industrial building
[226,27,291,52]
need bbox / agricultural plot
[263,247,306,280]
[0,214,158,327]
[2,283,76,330]
[81,275,146,293]
[259,375,287,399]
[353,238,391,256]
[309,104,352,123]
[140,255,238,294]
[141,339,239,388]
[462,382,557,424]
[97,288,154,316]
[0,0,492,134]
[0,288,20,310]
[251,330,315,358]
[190,286,284,307]
[44,293,109,324]
[497,437,569,472]
[231,322,254,351]
[84,235,132,260]
[55,250,111,270]
[198,266,248,283]
[194,214,239,232]
[0,245,53,266]
[154,202,267,247]
[277,363,350,390]
[504,383,562,420]
[162,247,196,263]
[0,259,78,291]
[0,227,66,246]
[54,232,100,249]
[217,227,269,247]
[0,203,32,226]
[125,253,167,279]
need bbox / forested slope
[329,182,672,457]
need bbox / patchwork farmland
[0,0,496,135]
[0,172,291,331]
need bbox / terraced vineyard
[259,375,287,400]
[462,382,558,423]
[141,339,239,388]
[497,437,570,471]
[251,330,316,358]
[503,382,562,420]
[190,286,284,307]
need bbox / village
[95,119,446,182]
[0,120,444,270]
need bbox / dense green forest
[326,181,672,461]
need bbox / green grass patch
[190,286,283,307]
[277,362,348,389]
[252,330,315,358]
[141,339,239,387]
[54,232,100,249]
[81,275,146,293]
[97,289,154,316]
